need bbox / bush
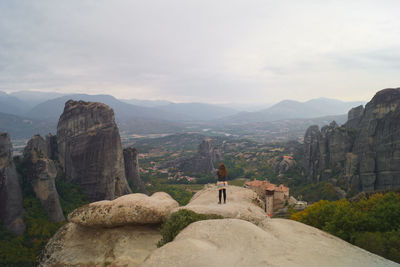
[290,182,340,203]
[353,230,400,263]
[55,178,88,216]
[157,209,223,247]
[291,192,400,263]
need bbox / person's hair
[218,163,228,177]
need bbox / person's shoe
[218,201,221,204]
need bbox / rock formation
[160,139,222,175]
[275,156,296,175]
[142,218,397,267]
[40,222,161,267]
[68,192,178,227]
[175,185,267,224]
[45,133,58,161]
[23,135,65,223]
[40,186,397,266]
[40,192,178,266]
[57,100,131,201]
[0,132,26,235]
[304,88,400,192]
[123,147,147,194]
[345,105,364,129]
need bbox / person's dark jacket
[217,172,227,181]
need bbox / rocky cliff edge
[39,185,397,267]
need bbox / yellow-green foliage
[291,192,400,263]
[157,209,223,247]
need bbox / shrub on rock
[158,209,222,247]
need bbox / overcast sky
[0,0,399,103]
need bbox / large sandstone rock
[159,139,222,175]
[304,88,400,193]
[123,147,147,194]
[57,100,131,201]
[68,192,179,227]
[40,191,179,266]
[142,218,398,267]
[0,132,25,235]
[175,185,267,224]
[40,223,160,267]
[24,135,65,223]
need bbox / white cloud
[0,0,399,103]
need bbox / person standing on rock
[217,163,228,204]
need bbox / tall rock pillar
[123,148,148,194]
[0,132,26,235]
[57,100,131,201]
[23,135,65,223]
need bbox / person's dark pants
[219,189,226,203]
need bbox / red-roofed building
[244,179,290,216]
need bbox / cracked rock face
[0,132,25,235]
[57,100,131,201]
[24,135,65,223]
[304,88,400,192]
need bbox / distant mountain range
[0,112,56,139]
[0,90,365,140]
[0,91,30,116]
[219,98,365,124]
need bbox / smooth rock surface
[175,185,267,224]
[40,222,161,267]
[0,132,26,235]
[57,100,131,201]
[142,218,398,267]
[68,192,179,227]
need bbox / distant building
[244,179,289,217]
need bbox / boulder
[57,100,131,201]
[175,185,268,224]
[68,192,179,227]
[142,218,398,267]
[0,132,26,235]
[40,222,160,267]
